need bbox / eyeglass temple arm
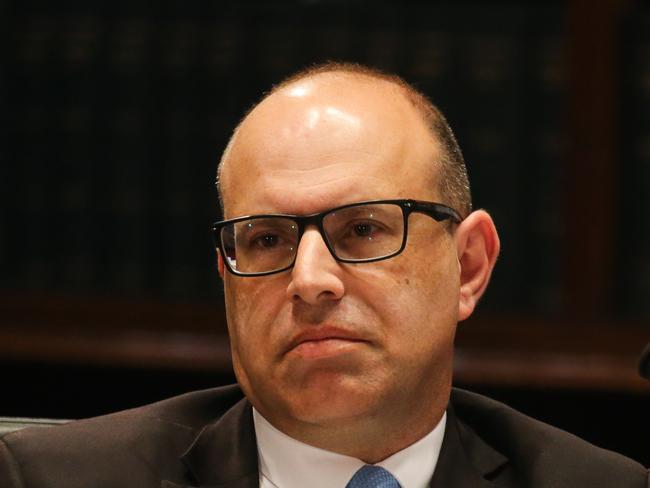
[409,200,463,223]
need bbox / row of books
[2,3,625,318]
[619,10,650,319]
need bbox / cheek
[224,276,288,362]
[405,225,460,303]
[352,238,460,352]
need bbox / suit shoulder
[1,384,245,445]
[128,383,246,428]
[450,388,648,486]
[0,384,246,488]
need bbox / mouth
[285,327,368,359]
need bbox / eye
[344,221,384,239]
[352,223,375,237]
[252,233,280,248]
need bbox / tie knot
[345,465,402,488]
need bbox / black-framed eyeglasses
[211,199,462,277]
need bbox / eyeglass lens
[220,203,405,274]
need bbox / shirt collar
[253,408,446,488]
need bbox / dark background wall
[4,0,573,312]
[1,0,649,467]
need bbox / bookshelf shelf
[456,315,649,393]
[2,293,647,393]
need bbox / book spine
[100,18,154,298]
[619,11,650,319]
[520,9,568,317]
[57,16,102,294]
[9,17,59,292]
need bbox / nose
[286,226,345,305]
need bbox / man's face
[219,75,462,439]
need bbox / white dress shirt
[253,408,446,488]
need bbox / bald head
[218,63,471,218]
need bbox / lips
[285,326,368,356]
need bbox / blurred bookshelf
[2,0,649,409]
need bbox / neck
[259,390,449,463]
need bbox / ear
[217,249,225,279]
[454,210,500,321]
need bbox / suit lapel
[430,402,508,488]
[163,397,259,488]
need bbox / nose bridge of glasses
[293,213,339,263]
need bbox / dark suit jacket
[0,385,647,487]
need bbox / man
[1,63,647,487]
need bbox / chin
[284,375,382,426]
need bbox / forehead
[220,74,440,217]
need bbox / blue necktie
[345,465,402,488]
